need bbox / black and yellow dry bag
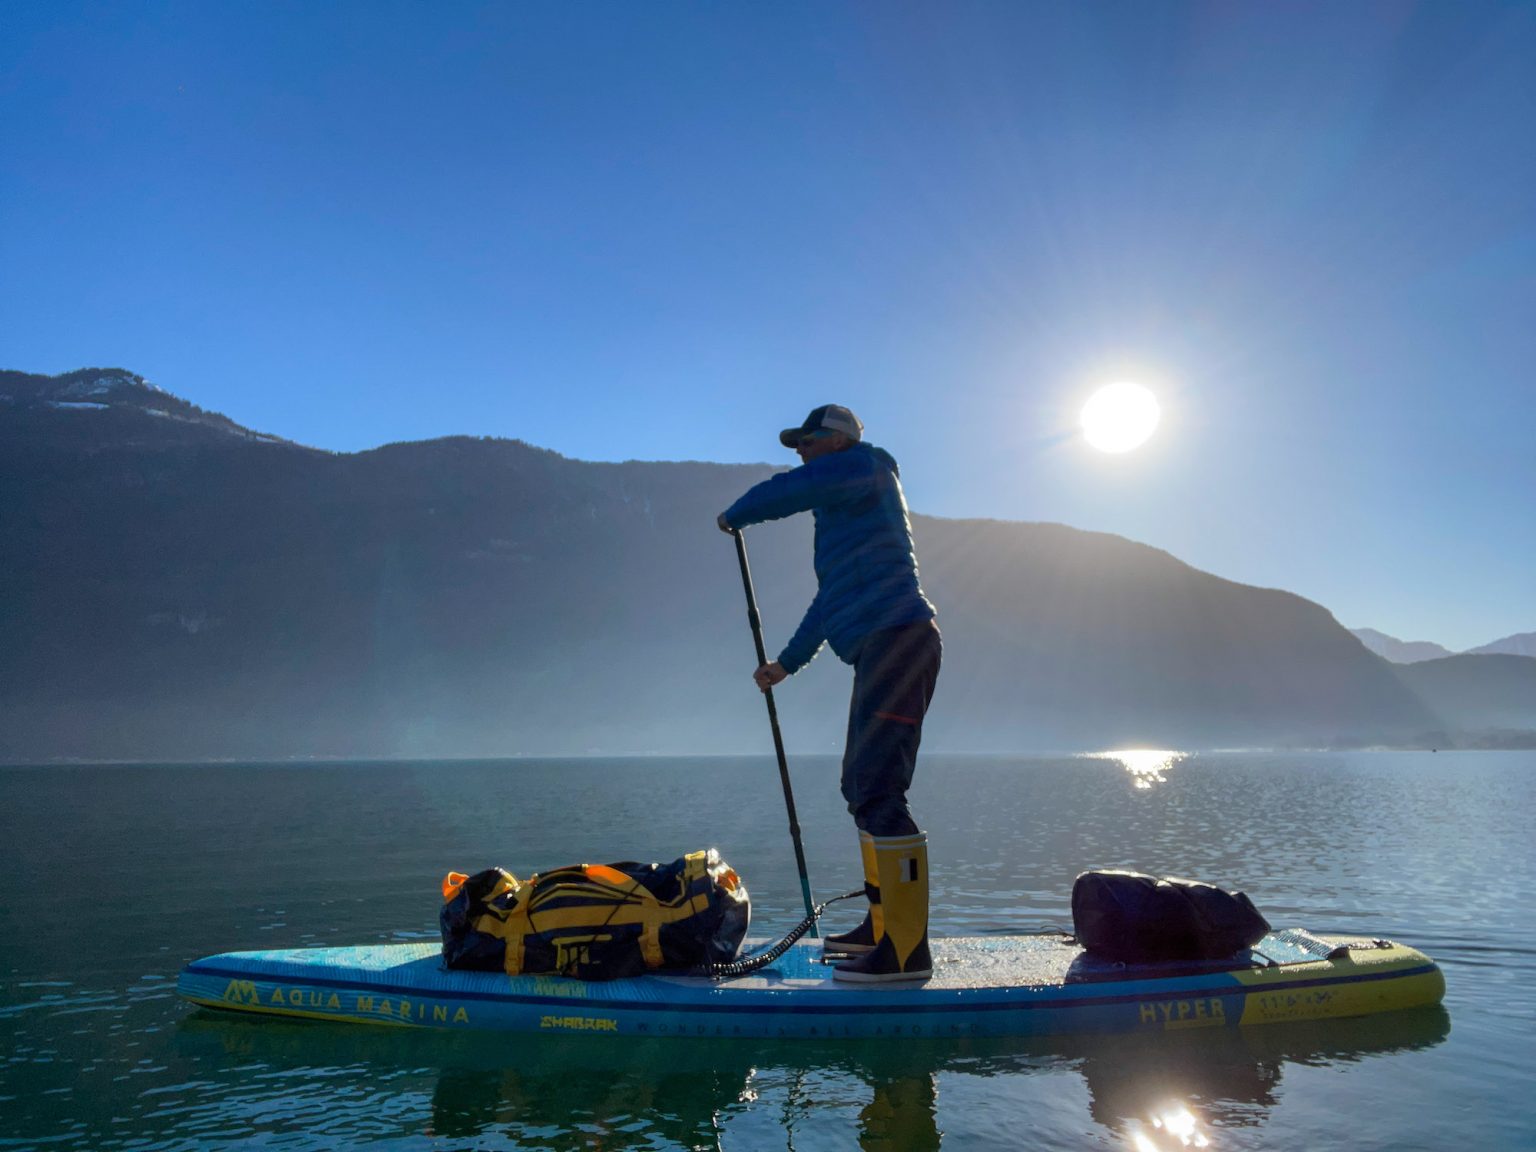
[439,848,750,981]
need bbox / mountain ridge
[1466,632,1536,659]
[0,366,294,446]
[1350,626,1534,663]
[3,367,1531,760]
[1349,628,1455,664]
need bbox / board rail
[178,931,1444,1040]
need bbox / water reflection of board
[178,929,1444,1039]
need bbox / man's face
[795,431,848,463]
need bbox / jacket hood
[854,441,899,477]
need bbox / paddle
[729,528,819,935]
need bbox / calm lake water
[1,751,1532,1150]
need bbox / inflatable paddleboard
[178,928,1443,1040]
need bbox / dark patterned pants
[840,619,942,836]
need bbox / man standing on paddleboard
[717,405,941,983]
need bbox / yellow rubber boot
[832,832,932,982]
[824,831,880,955]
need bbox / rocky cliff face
[3,367,1522,761]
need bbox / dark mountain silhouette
[1392,655,1536,741]
[0,367,289,446]
[1349,628,1454,664]
[2,368,1529,761]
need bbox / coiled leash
[691,890,864,979]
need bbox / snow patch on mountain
[60,370,139,399]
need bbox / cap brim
[778,427,805,448]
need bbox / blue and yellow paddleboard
[178,929,1442,1040]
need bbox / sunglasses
[797,431,835,448]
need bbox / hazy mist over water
[1,752,1532,1149]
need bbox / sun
[1081,382,1160,453]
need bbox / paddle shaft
[731,529,819,935]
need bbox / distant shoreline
[5,740,1534,769]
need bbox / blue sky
[2,1,1531,650]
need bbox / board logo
[1138,997,1226,1028]
[222,979,261,1006]
[540,1014,619,1032]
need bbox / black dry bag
[1071,870,1270,962]
[440,848,750,981]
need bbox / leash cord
[691,889,864,979]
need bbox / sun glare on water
[1082,749,1188,789]
[1082,382,1160,453]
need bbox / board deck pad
[179,931,1444,1040]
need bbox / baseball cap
[778,404,864,448]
